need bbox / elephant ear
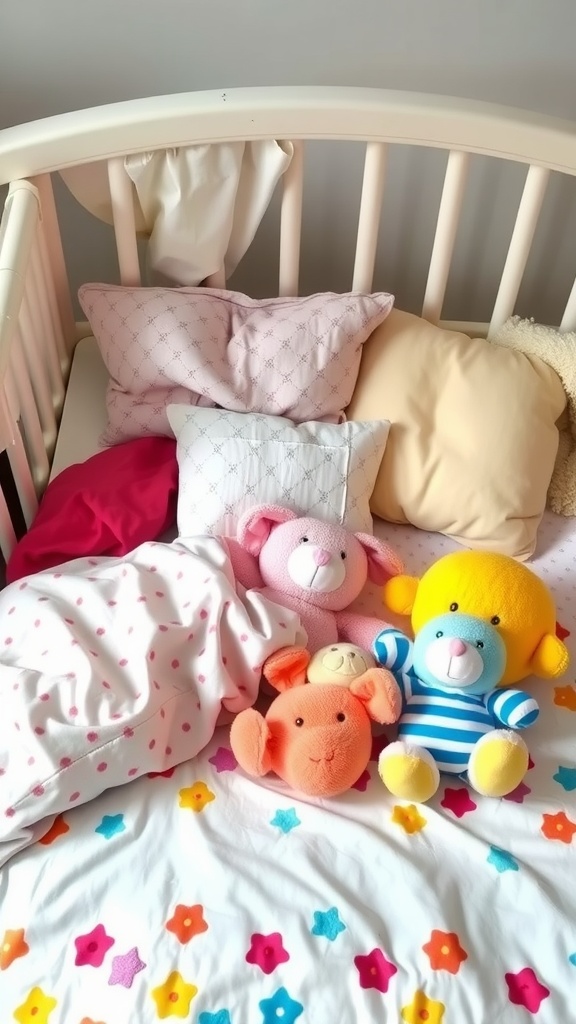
[262,646,311,692]
[350,668,402,725]
[229,709,275,777]
[530,633,570,679]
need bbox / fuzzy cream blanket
[492,317,576,517]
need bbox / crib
[0,86,575,1023]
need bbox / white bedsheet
[1,511,575,1023]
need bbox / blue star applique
[569,952,576,967]
[270,808,301,834]
[311,906,346,941]
[95,813,126,840]
[259,987,303,1024]
[199,1012,232,1024]
[553,766,576,792]
[487,845,519,873]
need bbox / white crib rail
[0,179,74,559]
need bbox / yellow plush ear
[383,575,420,617]
[530,633,570,679]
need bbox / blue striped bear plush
[373,615,539,803]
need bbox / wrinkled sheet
[1,512,575,1023]
[0,536,305,866]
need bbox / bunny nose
[449,638,467,657]
[313,548,331,567]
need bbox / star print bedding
[0,534,304,867]
[1,512,576,1024]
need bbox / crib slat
[33,174,76,352]
[6,424,39,527]
[18,305,58,451]
[352,142,387,293]
[30,237,66,409]
[488,164,550,337]
[37,214,69,366]
[422,150,470,324]
[279,140,304,297]
[560,274,576,332]
[0,482,17,561]
[11,343,51,490]
[108,157,141,286]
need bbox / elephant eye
[436,630,444,638]
[300,536,309,544]
[295,717,304,727]
[476,640,484,649]
[491,615,500,625]
[340,551,346,560]
[450,602,459,612]
[336,712,346,722]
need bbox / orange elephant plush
[229,645,401,797]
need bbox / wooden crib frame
[1,86,576,561]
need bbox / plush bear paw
[467,729,529,797]
[378,741,440,802]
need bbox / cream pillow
[346,309,567,560]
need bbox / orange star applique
[39,814,70,846]
[422,929,468,974]
[541,811,576,844]
[401,989,445,1024]
[165,904,208,944]
[391,804,427,834]
[13,987,57,1024]
[178,781,215,812]
[151,970,198,1019]
[1,927,29,970]
[553,685,576,712]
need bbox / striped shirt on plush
[374,628,539,775]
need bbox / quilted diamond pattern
[78,284,394,446]
[166,405,390,536]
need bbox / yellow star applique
[401,988,445,1024]
[13,987,57,1024]
[151,970,198,1019]
[178,781,215,813]
[391,804,427,834]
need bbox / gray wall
[2,0,576,323]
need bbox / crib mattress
[1,509,575,1024]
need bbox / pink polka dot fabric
[0,536,305,866]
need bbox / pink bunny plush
[234,504,403,653]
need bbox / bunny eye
[340,551,346,560]
[300,536,309,544]
[295,717,304,727]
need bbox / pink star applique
[528,755,535,770]
[354,948,398,993]
[147,767,176,779]
[370,734,389,762]
[440,787,477,818]
[74,923,115,967]
[505,967,550,1012]
[503,781,531,804]
[351,769,371,792]
[208,747,238,773]
[108,946,146,988]
[245,932,290,974]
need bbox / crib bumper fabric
[0,536,305,866]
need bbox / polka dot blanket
[1,512,575,1023]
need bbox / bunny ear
[354,533,404,585]
[237,504,298,556]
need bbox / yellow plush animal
[374,550,570,803]
[384,549,569,685]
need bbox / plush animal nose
[449,638,467,657]
[313,548,332,567]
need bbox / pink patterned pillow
[78,284,394,446]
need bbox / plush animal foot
[467,729,529,797]
[378,741,440,802]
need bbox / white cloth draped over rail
[59,140,293,285]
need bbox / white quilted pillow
[166,406,390,536]
[78,284,394,446]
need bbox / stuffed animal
[230,645,401,797]
[374,549,570,803]
[232,504,403,654]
